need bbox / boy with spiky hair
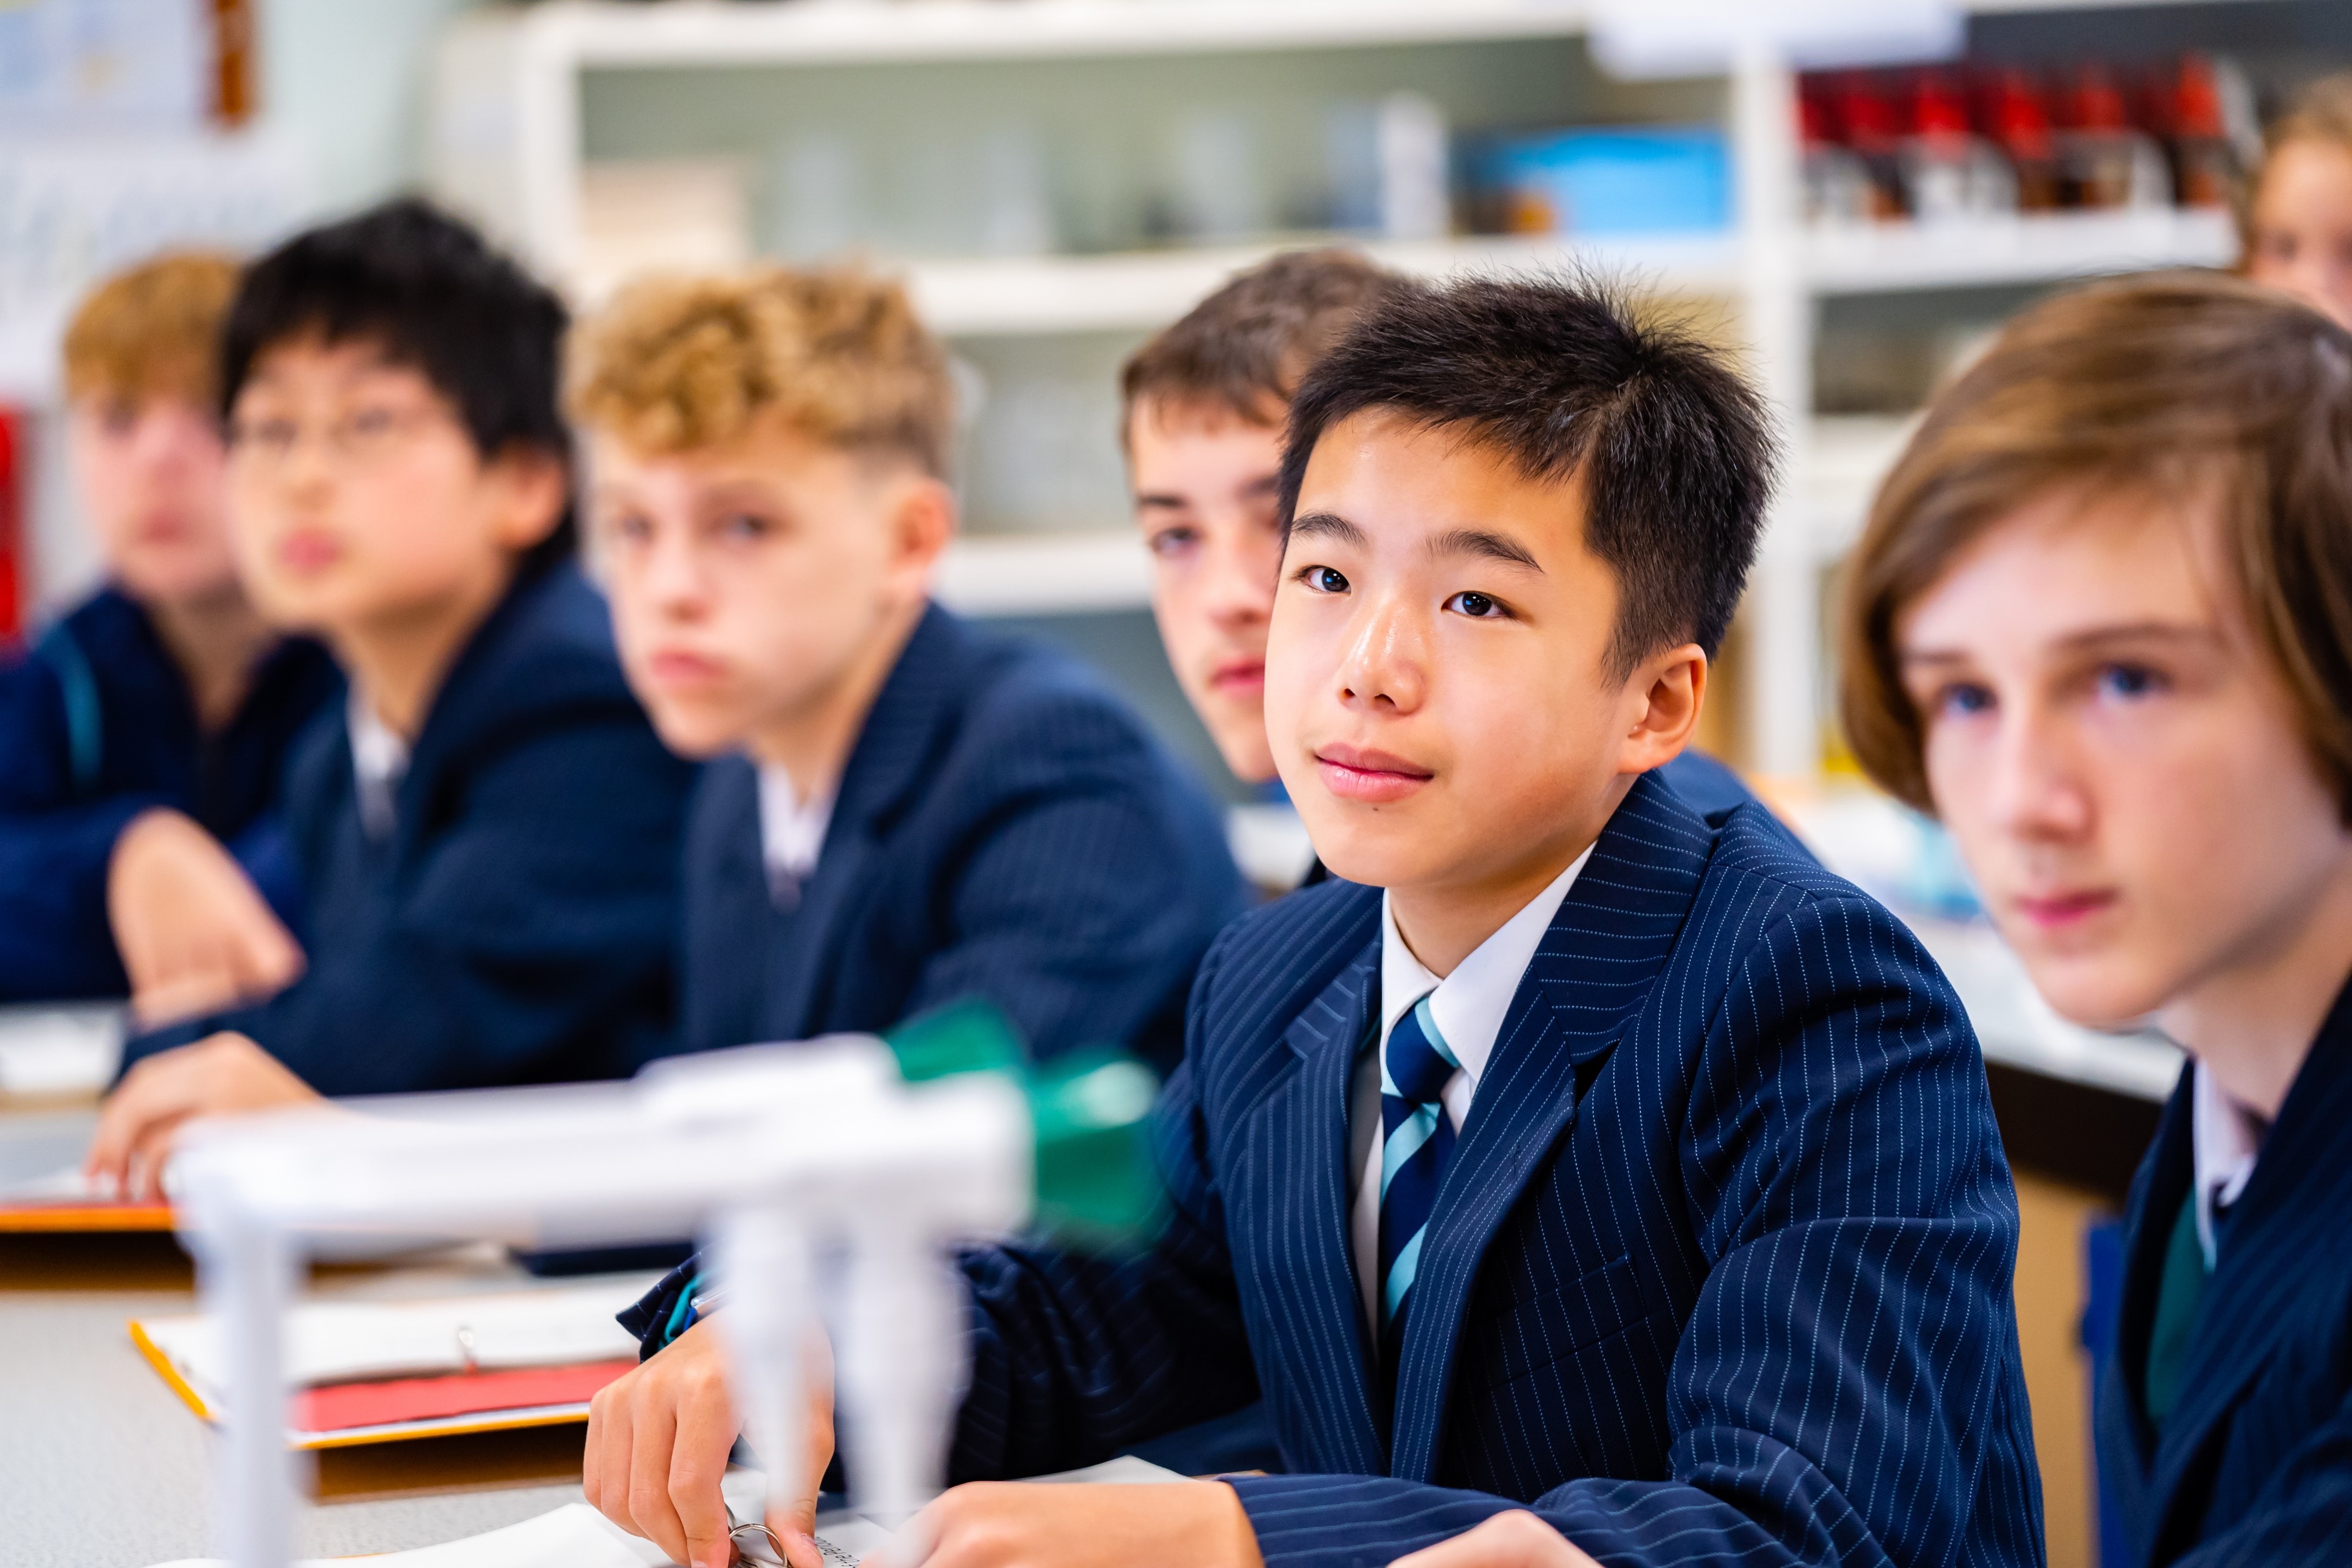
[586,273,2038,1568]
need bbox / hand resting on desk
[1385,1512,1601,1568]
[583,1315,1262,1568]
[84,1030,322,1201]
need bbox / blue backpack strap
[32,622,103,799]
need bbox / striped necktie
[1377,995,1459,1375]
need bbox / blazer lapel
[1249,936,1387,1476]
[2144,986,2352,1547]
[1389,772,1715,1481]
[761,605,968,1040]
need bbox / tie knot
[1384,997,1457,1106]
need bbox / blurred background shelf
[1805,204,2238,292]
[933,530,1151,617]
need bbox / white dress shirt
[1348,846,1593,1332]
[2190,1061,2266,1270]
[757,763,837,908]
[347,692,411,843]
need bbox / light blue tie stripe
[1383,1227,1425,1321]
[1379,1106,1440,1202]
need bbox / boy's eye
[2094,662,2164,701]
[718,512,772,542]
[1445,590,1506,620]
[1934,682,1995,719]
[1296,565,1349,594]
[229,414,299,456]
[1146,525,1199,559]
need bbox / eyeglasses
[226,402,454,467]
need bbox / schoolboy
[1125,249,1777,864]
[0,252,338,1006]
[571,265,1241,1071]
[85,200,696,1197]
[1843,271,2352,1566]
[585,276,2040,1568]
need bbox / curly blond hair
[569,265,954,476]
[63,251,241,407]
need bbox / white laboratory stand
[169,1037,1038,1568]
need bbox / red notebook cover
[291,1358,637,1434]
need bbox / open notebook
[142,1458,1185,1567]
[131,1274,661,1447]
[0,1164,173,1231]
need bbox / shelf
[1806,206,2239,295]
[933,531,1153,617]
[906,232,1741,338]
[513,0,1592,68]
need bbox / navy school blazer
[672,603,1246,1074]
[2094,982,2352,1567]
[122,560,698,1093]
[0,586,338,1002]
[946,771,2043,1567]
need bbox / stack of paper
[132,1275,660,1447]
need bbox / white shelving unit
[429,0,2246,748]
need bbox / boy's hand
[1386,1512,1601,1568]
[584,1315,836,1568]
[895,1480,1263,1568]
[110,808,304,1028]
[84,1032,321,1201]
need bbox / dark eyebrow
[1133,492,1192,511]
[1287,511,1367,547]
[1900,620,2226,668]
[1429,527,1542,571]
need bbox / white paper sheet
[138,1275,660,1399]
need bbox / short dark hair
[1279,274,1776,675]
[1841,271,2352,819]
[220,197,576,564]
[1121,248,1412,440]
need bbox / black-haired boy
[585,276,2039,1568]
[87,200,696,1196]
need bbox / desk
[0,1221,606,1567]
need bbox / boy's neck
[2157,850,2352,1120]
[1387,830,1603,979]
[336,561,518,743]
[746,596,929,804]
[145,587,276,734]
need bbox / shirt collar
[757,763,838,903]
[1377,844,1594,1095]
[347,691,411,842]
[2190,1059,2267,1269]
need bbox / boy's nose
[1335,597,1427,713]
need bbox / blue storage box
[1475,124,1732,236]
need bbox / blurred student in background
[0,253,338,1007]
[87,200,696,1197]
[573,265,1241,1074]
[2244,73,2352,328]
[1843,272,2352,1565]
[1124,248,1778,889]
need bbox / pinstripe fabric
[947,772,2043,1567]
[664,603,1244,1074]
[2095,984,2352,1567]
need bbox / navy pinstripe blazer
[2094,985,2352,1567]
[952,771,2044,1567]
[668,604,1244,1074]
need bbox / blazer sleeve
[0,654,157,1000]
[946,929,1261,1480]
[902,691,1242,1067]
[132,703,693,1093]
[2168,1386,2352,1567]
[1230,888,2034,1568]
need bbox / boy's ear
[888,473,958,578]
[487,445,572,552]
[1616,644,1708,778]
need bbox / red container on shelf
[0,407,22,644]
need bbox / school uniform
[633,771,2042,1567]
[0,586,339,1002]
[673,602,1245,1075]
[2093,984,2352,1567]
[120,559,697,1093]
